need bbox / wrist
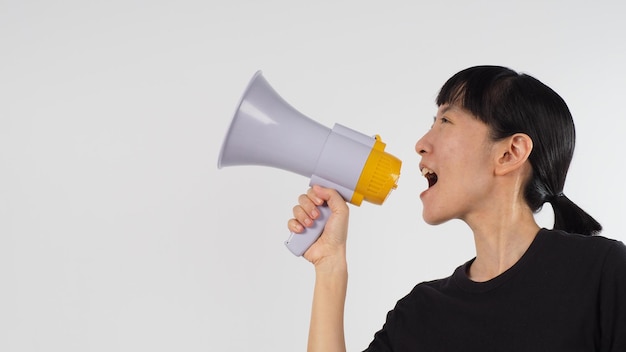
[314,251,348,276]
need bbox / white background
[2,1,625,351]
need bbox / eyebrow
[433,105,453,123]
[440,105,453,114]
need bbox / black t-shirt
[365,229,626,352]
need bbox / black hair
[436,65,601,236]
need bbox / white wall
[1,1,625,351]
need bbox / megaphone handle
[284,204,332,257]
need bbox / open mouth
[421,167,438,188]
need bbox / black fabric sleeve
[362,288,418,352]
[362,283,432,352]
[362,322,392,352]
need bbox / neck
[464,201,540,282]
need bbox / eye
[439,117,450,125]
[430,116,451,129]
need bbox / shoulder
[538,228,623,255]
[535,228,626,276]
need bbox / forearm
[308,257,348,352]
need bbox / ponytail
[548,193,602,236]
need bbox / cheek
[456,156,495,198]
[444,147,493,189]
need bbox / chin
[422,211,449,226]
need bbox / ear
[494,133,533,176]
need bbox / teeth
[421,167,434,176]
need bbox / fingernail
[311,209,319,218]
[304,218,312,226]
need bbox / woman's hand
[288,185,349,267]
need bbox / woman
[288,66,626,351]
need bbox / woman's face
[415,104,499,225]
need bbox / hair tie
[548,192,565,203]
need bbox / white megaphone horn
[218,71,401,257]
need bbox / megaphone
[218,71,401,256]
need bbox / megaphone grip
[284,204,332,256]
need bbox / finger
[293,203,315,228]
[298,193,320,220]
[306,187,325,206]
[311,185,347,213]
[287,218,304,233]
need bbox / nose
[414,131,430,155]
